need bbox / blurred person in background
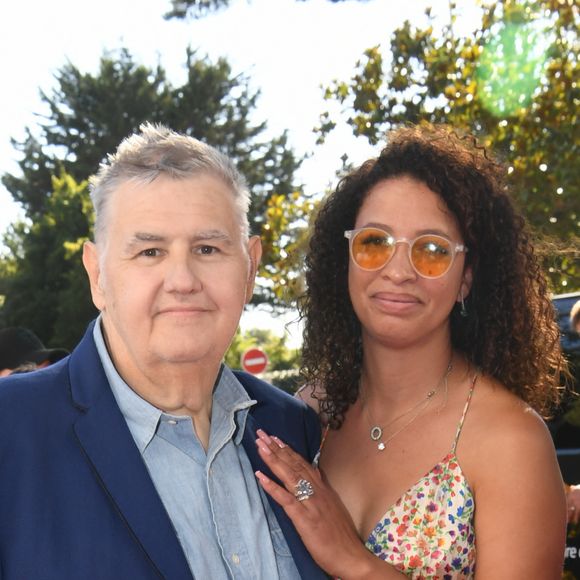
[0,326,68,377]
[571,300,580,335]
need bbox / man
[0,326,68,376]
[0,124,326,579]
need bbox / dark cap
[0,327,69,370]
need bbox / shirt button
[167,419,177,425]
[231,554,240,565]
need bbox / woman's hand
[254,429,403,579]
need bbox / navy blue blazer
[0,323,328,579]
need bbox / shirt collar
[212,365,256,445]
[92,316,256,452]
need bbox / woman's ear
[457,265,473,303]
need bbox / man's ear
[245,236,262,304]
[82,241,105,311]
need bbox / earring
[459,290,468,318]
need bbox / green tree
[0,173,95,349]
[3,48,299,231]
[317,0,579,292]
[164,0,355,20]
[0,48,303,347]
[260,191,319,306]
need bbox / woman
[254,124,568,578]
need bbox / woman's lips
[371,292,421,312]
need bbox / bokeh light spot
[476,21,550,117]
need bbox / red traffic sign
[241,348,268,375]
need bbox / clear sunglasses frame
[344,227,468,279]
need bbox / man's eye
[198,245,219,255]
[140,248,159,257]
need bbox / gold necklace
[362,362,453,452]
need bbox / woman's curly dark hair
[299,123,566,428]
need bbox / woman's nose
[379,241,417,282]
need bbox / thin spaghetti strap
[312,424,330,468]
[451,373,479,454]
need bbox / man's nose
[164,255,203,293]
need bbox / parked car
[549,291,580,456]
[550,292,580,575]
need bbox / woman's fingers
[255,428,320,494]
[254,432,322,526]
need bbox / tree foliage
[258,191,318,306]
[317,0,579,292]
[3,48,300,229]
[0,173,95,349]
[164,0,354,20]
[0,48,303,348]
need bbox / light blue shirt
[93,320,299,579]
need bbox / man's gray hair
[88,123,251,243]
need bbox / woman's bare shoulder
[461,374,558,480]
[294,384,325,415]
[470,374,551,433]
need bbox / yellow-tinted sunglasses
[345,227,467,279]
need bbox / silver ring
[294,478,314,501]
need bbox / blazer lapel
[242,412,329,580]
[70,325,193,580]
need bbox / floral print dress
[365,376,477,579]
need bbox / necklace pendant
[377,442,386,451]
[370,426,383,441]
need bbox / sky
[0,0,480,345]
